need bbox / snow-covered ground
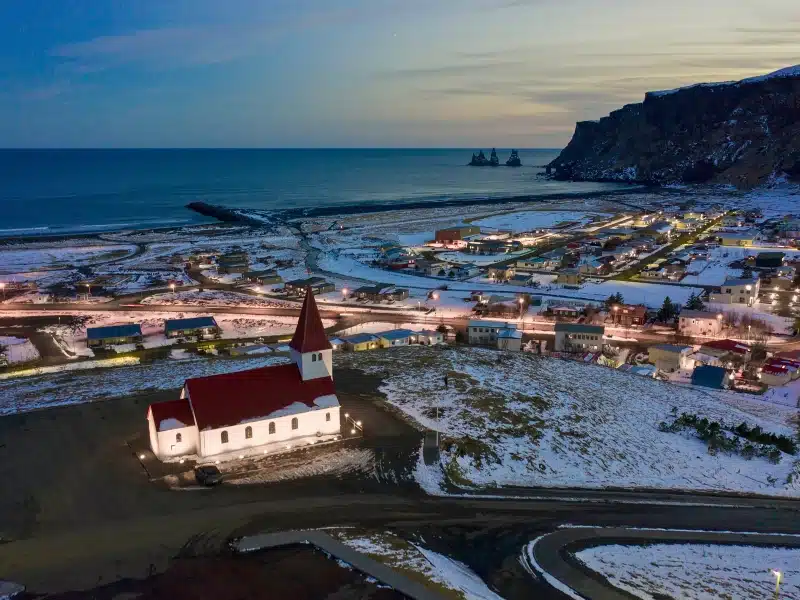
[0,336,40,364]
[0,355,289,415]
[330,529,503,600]
[471,210,608,233]
[222,448,374,484]
[140,290,298,308]
[435,250,525,266]
[340,346,800,497]
[577,542,800,600]
[706,301,793,335]
[0,245,136,273]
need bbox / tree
[657,296,677,323]
[604,292,624,309]
[741,265,753,279]
[684,292,705,311]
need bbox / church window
[221,430,229,444]
[269,422,276,434]
[245,426,253,439]
[176,433,182,443]
[326,412,331,422]
[291,417,299,430]
[318,353,323,361]
[312,354,317,362]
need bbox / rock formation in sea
[548,65,800,187]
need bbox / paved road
[530,526,800,600]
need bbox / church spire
[289,288,332,353]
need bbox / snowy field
[0,355,290,415]
[339,346,800,497]
[471,210,608,233]
[330,529,503,600]
[0,245,136,272]
[222,448,374,485]
[688,245,800,286]
[0,336,40,364]
[140,290,298,308]
[435,250,525,266]
[577,542,800,600]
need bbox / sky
[0,0,798,148]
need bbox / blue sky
[0,0,798,147]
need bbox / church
[146,289,341,460]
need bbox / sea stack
[506,150,522,167]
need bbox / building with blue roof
[164,316,221,338]
[341,333,379,352]
[691,365,732,390]
[86,324,143,348]
[375,329,416,348]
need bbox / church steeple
[290,288,333,381]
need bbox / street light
[771,570,782,600]
[170,283,176,294]
[0,282,4,301]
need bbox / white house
[416,329,444,345]
[677,310,724,337]
[553,323,605,352]
[146,289,341,460]
[648,344,695,373]
[708,276,760,306]
[467,320,519,349]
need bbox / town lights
[139,454,146,460]
[238,455,244,459]
[170,283,176,293]
[345,412,349,418]
[432,292,439,300]
[356,420,362,427]
[350,428,356,435]
[746,284,752,291]
[342,288,348,298]
[716,314,723,320]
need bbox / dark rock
[548,66,800,187]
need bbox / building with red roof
[699,339,752,363]
[146,289,340,460]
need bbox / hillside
[548,65,800,187]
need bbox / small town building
[329,337,345,351]
[389,288,409,301]
[556,268,582,286]
[245,270,283,285]
[435,226,480,244]
[467,320,518,346]
[691,365,732,390]
[375,329,416,348]
[416,329,444,345]
[609,304,647,327]
[550,305,582,318]
[450,264,480,278]
[578,258,609,276]
[466,239,522,255]
[354,285,389,302]
[497,328,523,351]
[721,214,744,227]
[87,324,143,348]
[633,214,659,228]
[618,364,658,378]
[509,272,534,286]
[677,310,723,337]
[553,323,604,352]
[341,333,379,352]
[649,222,674,241]
[719,231,757,247]
[164,316,221,339]
[217,252,250,274]
[285,277,335,295]
[700,339,752,363]
[487,266,515,281]
[708,276,760,306]
[755,252,786,269]
[647,344,695,373]
[761,364,792,386]
[146,289,340,460]
[517,257,559,271]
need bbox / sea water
[0,148,628,236]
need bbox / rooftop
[86,324,142,340]
[721,276,759,287]
[649,344,693,353]
[680,310,722,320]
[375,329,416,341]
[554,323,604,334]
[164,316,218,333]
[148,399,196,432]
[342,333,379,344]
[289,289,332,353]
[468,319,517,329]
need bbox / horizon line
[0,147,562,151]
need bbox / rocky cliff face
[549,66,800,187]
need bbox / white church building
[146,289,341,460]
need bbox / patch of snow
[0,336,40,364]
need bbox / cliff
[548,66,800,187]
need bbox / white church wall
[199,405,341,457]
[147,410,160,456]
[156,425,198,459]
[291,348,332,381]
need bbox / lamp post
[0,282,4,301]
[170,283,176,294]
[342,287,348,302]
[85,282,91,299]
[772,569,782,600]
[613,304,619,325]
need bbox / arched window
[245,426,253,439]
[291,417,299,430]
[269,422,275,434]
[312,354,317,362]
[326,412,331,422]
[221,430,229,444]
[318,353,323,361]
[176,432,182,443]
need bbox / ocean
[0,149,630,237]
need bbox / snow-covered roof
[468,319,516,329]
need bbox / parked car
[194,465,223,486]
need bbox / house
[761,364,792,386]
[146,290,340,460]
[517,256,559,271]
[708,276,760,306]
[497,328,523,351]
[389,288,409,301]
[556,268,582,286]
[435,226,480,244]
[416,329,444,345]
[649,222,674,241]
[618,364,658,378]
[700,339,752,363]
[285,277,335,295]
[451,264,480,278]
[509,272,534,286]
[467,320,518,347]
[245,270,283,285]
[719,231,757,247]
[217,252,250,274]
[677,310,723,337]
[691,365,732,389]
[414,260,451,277]
[375,329,416,348]
[341,333,380,352]
[164,317,221,339]
[633,214,659,228]
[354,285,389,302]
[647,344,695,373]
[553,323,604,352]
[87,324,143,348]
[609,304,647,327]
[329,337,345,351]
[488,266,515,281]
[755,252,786,269]
[466,239,522,255]
[722,214,744,227]
[550,305,582,318]
[578,258,609,276]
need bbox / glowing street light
[350,428,356,435]
[432,292,439,301]
[170,283,176,294]
[0,281,4,300]
[342,287,349,300]
[139,454,146,460]
[772,570,782,599]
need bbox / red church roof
[185,364,335,431]
[702,339,751,354]
[148,399,196,432]
[289,288,332,353]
